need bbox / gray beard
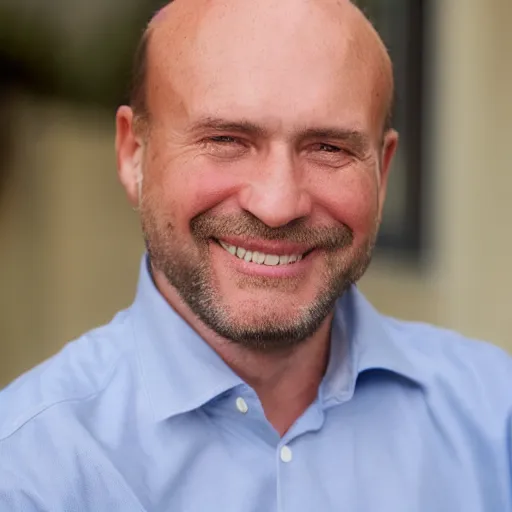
[142,210,376,352]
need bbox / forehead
[147,0,389,136]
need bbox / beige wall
[1,0,511,387]
[0,104,144,385]
[361,0,512,348]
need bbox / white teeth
[218,241,305,266]
[220,241,236,255]
[264,254,280,266]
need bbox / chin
[222,286,315,314]
[209,301,329,351]
[230,302,302,325]
[223,291,322,325]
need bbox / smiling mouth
[216,240,313,267]
[215,239,315,266]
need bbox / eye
[304,143,354,169]
[201,135,249,159]
[208,135,238,144]
[316,143,343,153]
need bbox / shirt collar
[130,257,243,422]
[130,256,423,421]
[321,286,425,406]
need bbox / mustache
[190,211,354,250]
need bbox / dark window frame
[358,0,426,258]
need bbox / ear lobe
[116,106,144,208]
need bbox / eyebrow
[186,117,267,138]
[187,117,371,154]
[296,127,372,155]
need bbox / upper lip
[215,237,313,256]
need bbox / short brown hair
[129,27,152,132]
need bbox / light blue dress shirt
[1,257,511,511]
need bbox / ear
[377,129,399,214]
[116,106,144,208]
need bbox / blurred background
[0,0,511,387]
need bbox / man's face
[121,2,397,350]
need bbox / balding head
[116,0,399,350]
[130,0,394,137]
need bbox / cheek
[314,171,380,243]
[149,153,247,229]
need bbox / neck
[153,269,333,436]
[215,317,332,436]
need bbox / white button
[236,397,249,414]
[280,445,293,463]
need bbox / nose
[238,150,312,228]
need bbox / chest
[100,403,509,512]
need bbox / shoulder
[0,308,143,508]
[384,316,512,411]
[0,308,134,442]
[385,316,512,376]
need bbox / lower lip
[211,241,314,278]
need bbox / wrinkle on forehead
[145,0,394,132]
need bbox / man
[1,0,511,510]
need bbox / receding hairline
[129,0,395,134]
